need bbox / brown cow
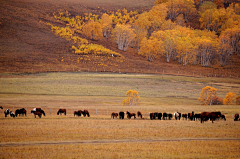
[182,114,187,120]
[150,113,156,120]
[57,109,66,115]
[31,108,45,116]
[188,111,195,121]
[234,113,239,121]
[111,112,118,119]
[137,111,142,119]
[82,110,90,117]
[33,111,42,118]
[126,111,136,119]
[201,112,221,123]
[74,110,82,117]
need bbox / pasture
[0,72,240,158]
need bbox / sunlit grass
[1,140,240,158]
[0,72,240,158]
[0,72,239,100]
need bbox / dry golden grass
[1,114,240,158]
[0,72,240,158]
[1,140,240,158]
[1,114,240,143]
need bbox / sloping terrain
[0,0,239,77]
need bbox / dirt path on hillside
[1,138,240,147]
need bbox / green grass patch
[0,72,239,106]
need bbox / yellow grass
[0,73,240,158]
[1,114,240,158]
[1,141,240,159]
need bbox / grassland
[0,72,240,158]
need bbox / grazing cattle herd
[111,110,237,123]
[0,106,239,123]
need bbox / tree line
[198,86,240,105]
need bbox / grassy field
[0,72,240,158]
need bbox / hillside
[0,0,239,78]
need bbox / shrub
[198,86,217,105]
[223,92,236,105]
[212,96,223,105]
[122,90,140,106]
[236,95,240,105]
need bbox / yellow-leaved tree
[101,13,112,39]
[112,24,135,51]
[82,20,102,40]
[139,36,163,62]
[122,90,140,106]
[198,86,217,105]
[223,92,236,105]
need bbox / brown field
[0,72,240,158]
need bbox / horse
[163,112,168,120]
[201,112,221,123]
[150,113,156,120]
[33,111,42,118]
[158,113,162,120]
[220,114,226,121]
[10,111,15,118]
[31,108,45,116]
[210,112,221,120]
[167,113,173,120]
[111,112,118,119]
[119,112,125,119]
[182,114,188,120]
[234,113,239,121]
[137,111,142,119]
[194,114,201,121]
[15,108,27,117]
[74,110,82,117]
[57,109,66,115]
[188,111,195,121]
[4,109,10,117]
[126,111,136,119]
[81,110,90,117]
[174,112,181,120]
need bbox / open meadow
[1,0,240,157]
[0,72,240,158]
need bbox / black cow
[194,114,201,121]
[15,108,27,117]
[167,113,173,120]
[119,111,125,119]
[158,113,162,120]
[163,113,167,120]
[182,114,188,120]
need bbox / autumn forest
[47,0,240,69]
